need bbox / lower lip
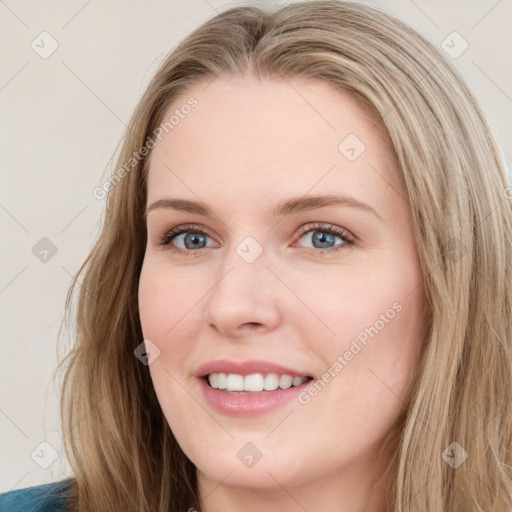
[197,377,313,416]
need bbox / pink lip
[194,359,314,417]
[194,359,312,378]
[196,376,313,417]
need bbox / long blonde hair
[56,1,512,510]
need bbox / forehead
[146,74,402,210]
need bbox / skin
[138,73,429,512]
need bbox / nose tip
[202,260,281,339]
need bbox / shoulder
[0,479,73,512]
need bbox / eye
[159,222,354,256]
[159,224,216,255]
[293,223,354,253]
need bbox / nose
[202,244,282,339]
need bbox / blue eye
[301,228,351,250]
[159,222,354,256]
[294,223,354,253]
[160,225,214,252]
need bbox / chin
[196,460,287,490]
[191,443,311,492]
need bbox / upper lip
[195,359,313,378]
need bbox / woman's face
[138,74,428,509]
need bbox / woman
[2,1,511,511]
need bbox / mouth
[194,359,316,415]
[203,372,314,395]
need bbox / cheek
[138,262,200,421]
[138,259,201,338]
[288,262,422,345]
[347,286,425,411]
[307,289,425,451]
[138,258,209,374]
[307,252,426,389]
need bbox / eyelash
[159,223,354,257]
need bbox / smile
[194,359,315,415]
[207,372,312,393]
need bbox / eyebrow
[144,194,382,220]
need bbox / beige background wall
[1,0,510,492]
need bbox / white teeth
[207,372,310,392]
[209,373,218,388]
[264,373,279,391]
[292,376,305,387]
[217,373,227,389]
[279,375,293,389]
[226,374,244,391]
[244,373,264,392]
